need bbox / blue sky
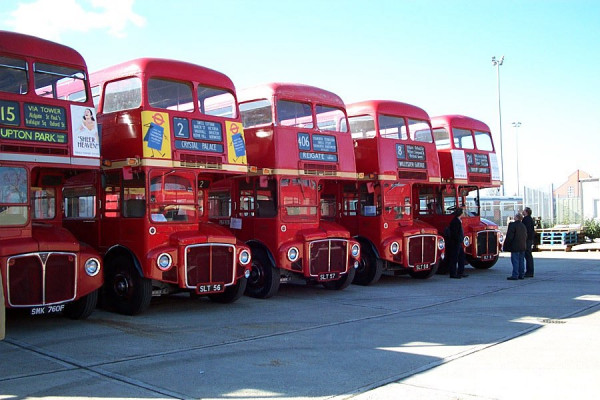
[1,0,598,195]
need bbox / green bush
[583,218,600,239]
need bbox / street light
[492,55,505,195]
[512,121,521,196]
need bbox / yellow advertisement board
[141,111,172,159]
[225,121,247,165]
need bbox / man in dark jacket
[522,207,535,277]
[445,207,466,279]
[504,213,528,280]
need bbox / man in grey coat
[503,213,528,280]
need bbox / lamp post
[512,121,521,196]
[492,55,505,195]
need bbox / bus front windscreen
[149,170,196,222]
[280,178,318,222]
[382,182,411,221]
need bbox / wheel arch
[104,245,144,277]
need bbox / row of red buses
[210,83,361,298]
[61,58,253,315]
[322,100,445,284]
[418,115,503,270]
[0,31,103,319]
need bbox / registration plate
[414,264,430,271]
[318,272,338,281]
[30,304,65,316]
[196,283,225,294]
[482,255,494,260]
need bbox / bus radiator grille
[309,239,348,275]
[407,235,437,266]
[476,231,498,256]
[185,244,235,288]
[7,252,76,307]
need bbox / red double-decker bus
[209,83,360,298]
[62,58,251,315]
[325,100,445,285]
[418,115,503,270]
[0,31,102,319]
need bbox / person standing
[445,207,467,279]
[522,207,535,277]
[504,213,528,280]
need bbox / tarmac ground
[1,251,599,400]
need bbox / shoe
[507,277,518,280]
[518,276,524,280]
[461,274,469,278]
[524,274,534,278]
[450,275,461,279]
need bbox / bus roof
[346,100,431,121]
[238,82,345,108]
[89,58,236,92]
[431,115,491,133]
[0,30,86,67]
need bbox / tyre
[468,255,499,269]
[353,244,383,286]
[409,260,439,279]
[105,255,152,315]
[245,248,280,299]
[209,277,247,303]
[323,266,355,290]
[63,289,98,320]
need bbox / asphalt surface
[1,251,599,400]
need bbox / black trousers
[447,244,465,277]
[525,239,534,276]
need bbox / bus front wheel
[63,289,98,319]
[209,277,247,303]
[245,249,280,299]
[105,256,152,315]
[323,266,355,290]
[353,245,383,286]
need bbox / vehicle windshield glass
[149,170,196,222]
[0,56,28,94]
[35,62,86,101]
[280,178,317,222]
[316,105,347,132]
[382,182,411,221]
[433,128,451,149]
[379,114,407,139]
[277,100,313,128]
[148,78,194,112]
[349,115,376,139]
[198,85,237,118]
[32,187,56,219]
[452,128,474,149]
[0,166,28,226]
[461,186,480,216]
[359,182,381,217]
[240,99,272,128]
[103,77,142,113]
[474,130,493,151]
[409,119,433,143]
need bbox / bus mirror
[100,174,107,189]
[123,166,133,180]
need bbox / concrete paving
[1,251,599,400]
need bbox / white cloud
[5,0,146,41]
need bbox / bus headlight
[287,247,299,262]
[463,236,471,247]
[390,241,400,255]
[498,233,505,244]
[351,243,360,258]
[239,250,251,265]
[157,253,172,270]
[84,258,100,277]
[438,238,445,250]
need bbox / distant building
[554,170,591,198]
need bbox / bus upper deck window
[148,78,194,112]
[408,119,433,143]
[277,100,313,128]
[240,99,272,128]
[378,114,407,140]
[474,130,493,151]
[452,128,474,149]
[348,115,376,139]
[433,128,451,149]
[0,56,28,94]
[316,105,347,132]
[103,77,142,113]
[35,62,86,101]
[198,85,236,118]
